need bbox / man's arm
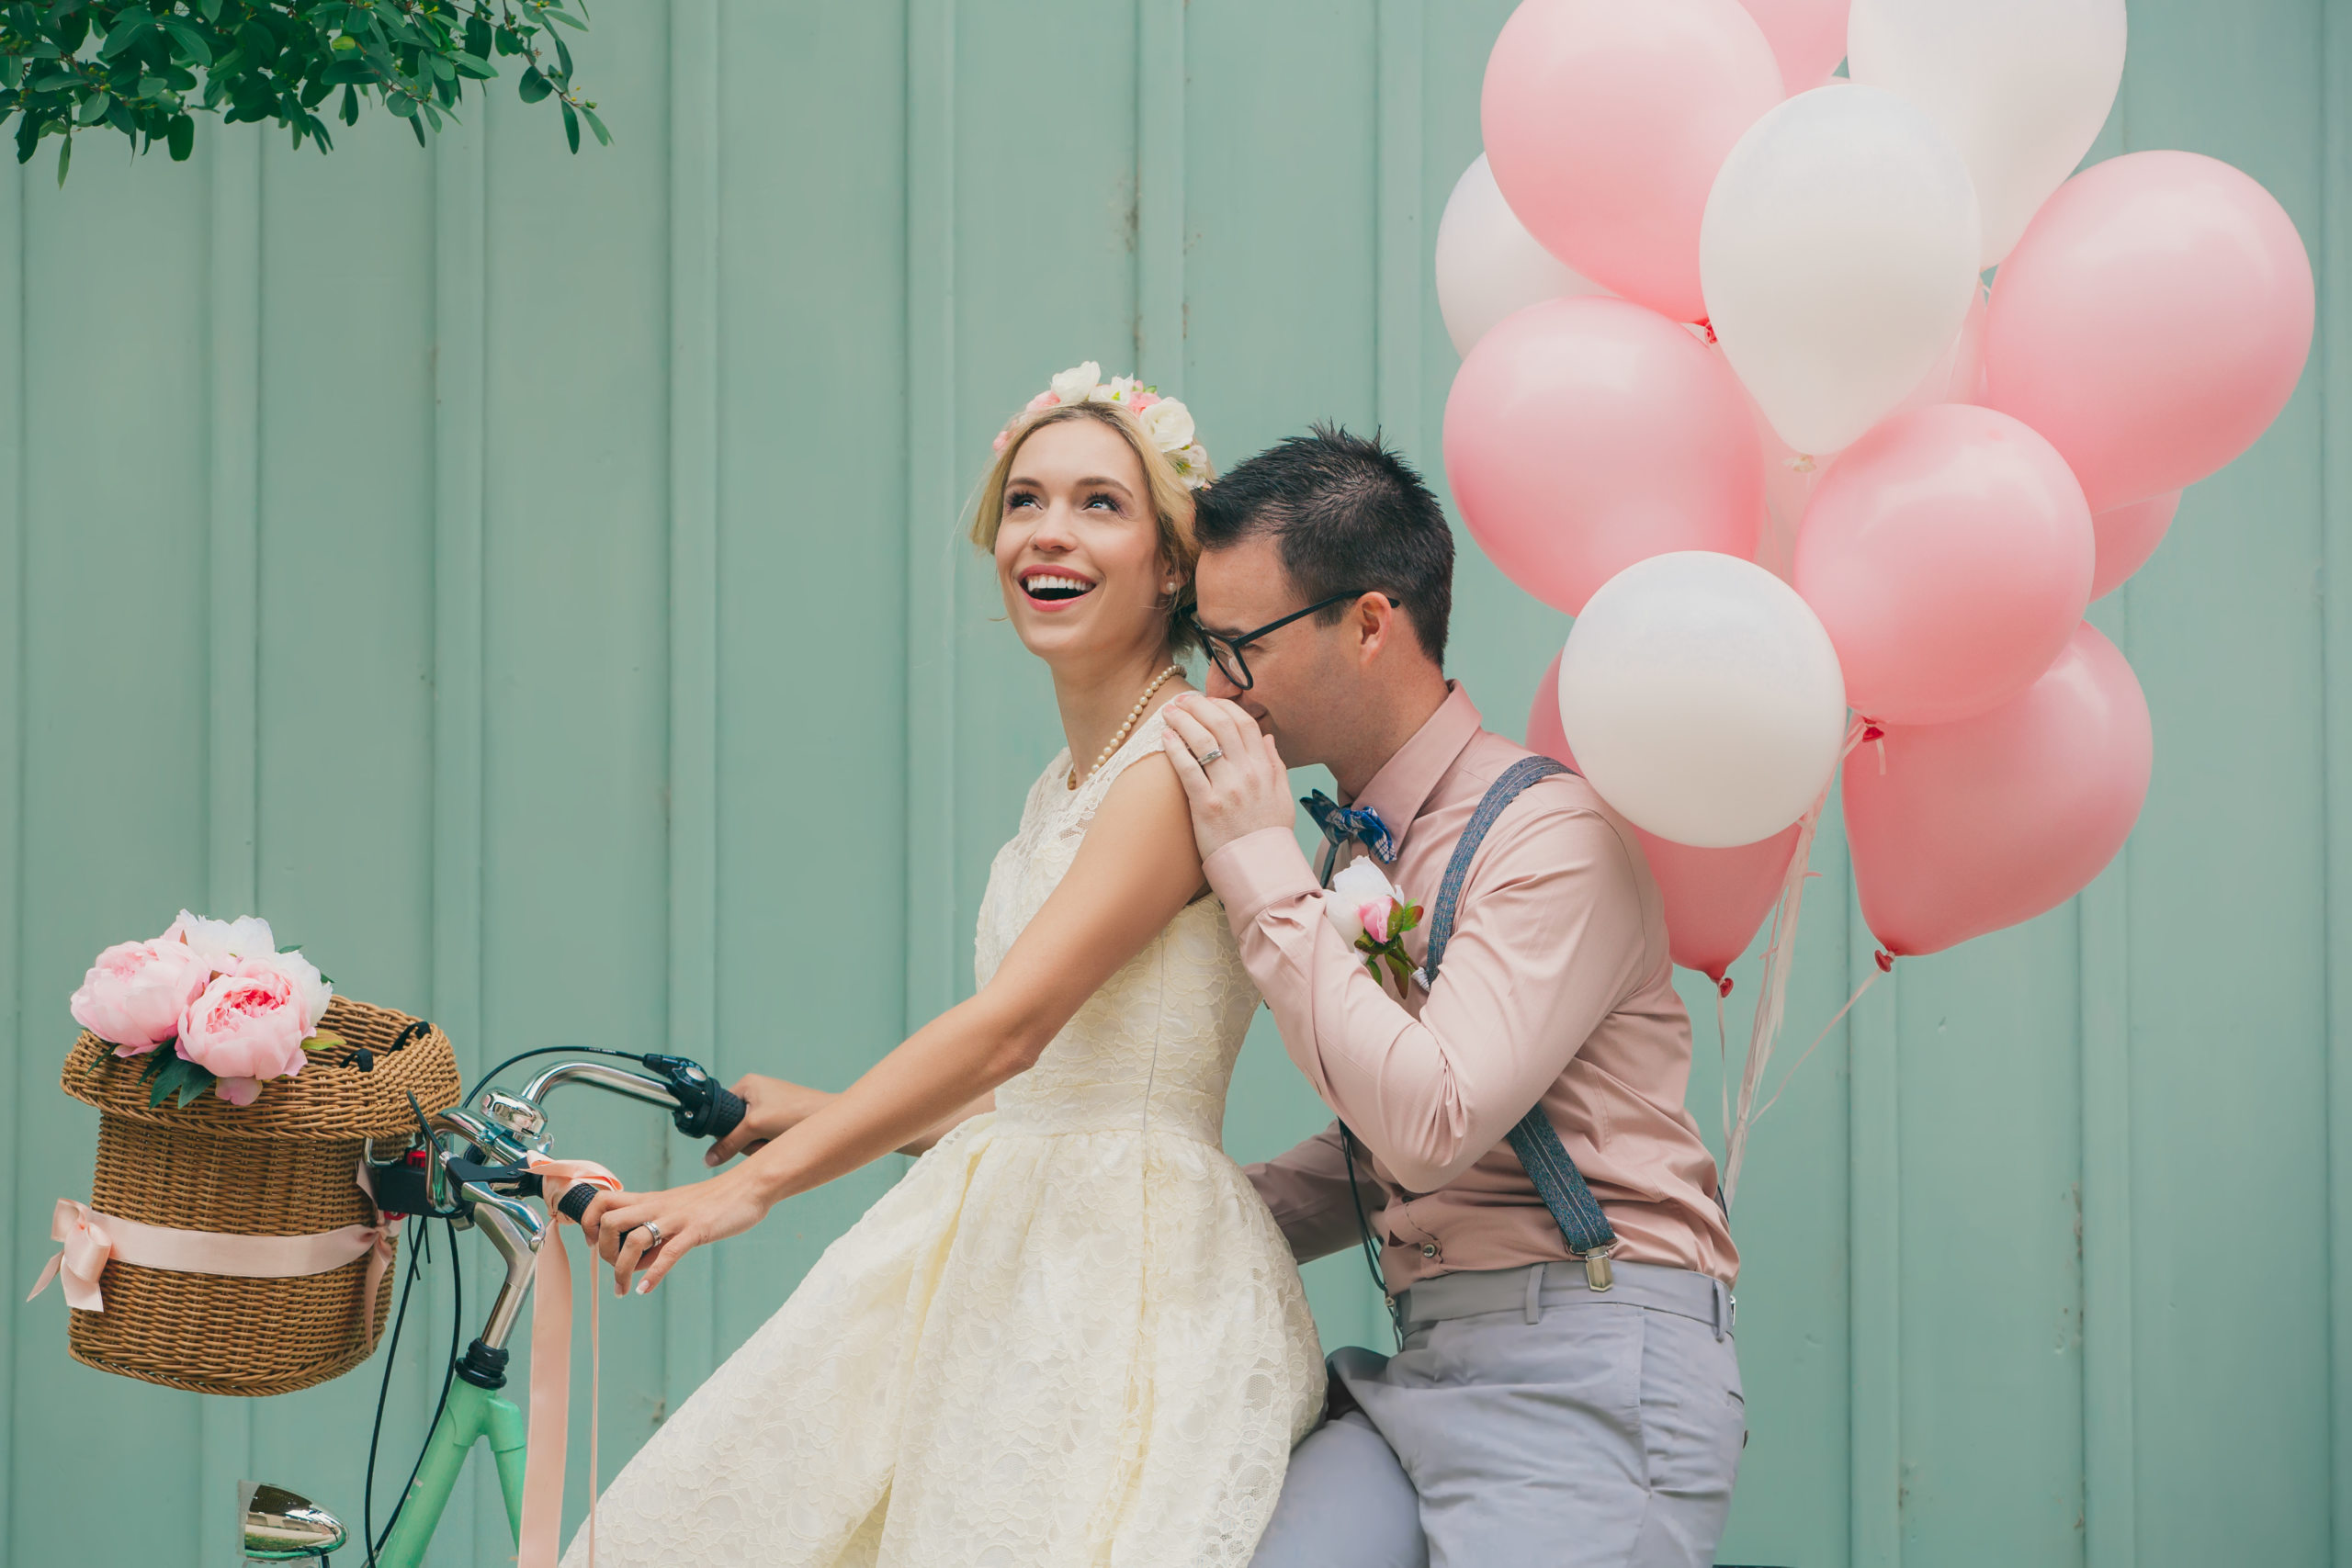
[1208,806,1652,1191]
[1161,694,1657,1194]
[1244,1122,1368,1263]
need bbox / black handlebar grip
[556,1182,602,1224]
[705,1086,746,1143]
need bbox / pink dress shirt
[1213,684,1737,1292]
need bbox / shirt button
[1419,1242,1440,1259]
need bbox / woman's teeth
[1024,574,1096,602]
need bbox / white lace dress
[564,711,1325,1567]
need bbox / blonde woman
[562,366,1323,1567]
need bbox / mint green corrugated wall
[0,3,2340,1564]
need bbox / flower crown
[994,361,1214,491]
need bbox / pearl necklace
[1069,664,1185,790]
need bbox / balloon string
[1721,716,1872,1209]
[1716,987,1731,1158]
[1750,967,1883,1129]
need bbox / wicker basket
[55,996,462,1396]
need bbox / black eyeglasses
[1190,590,1403,691]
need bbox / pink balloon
[1483,0,1782,322]
[2090,491,2182,600]
[1736,0,1849,93]
[1845,623,2152,957]
[1984,151,2314,513]
[1445,297,1762,615]
[1796,404,2093,726]
[1528,651,1801,986]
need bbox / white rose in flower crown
[1097,375,1141,405]
[1137,397,1195,454]
[1325,859,1408,946]
[69,938,213,1055]
[1049,361,1102,406]
[163,908,277,970]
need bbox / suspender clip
[1580,1245,1616,1293]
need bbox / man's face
[1193,535,1350,768]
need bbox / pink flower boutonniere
[1324,861,1425,1000]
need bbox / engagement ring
[1196,748,1225,767]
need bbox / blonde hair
[970,400,1204,656]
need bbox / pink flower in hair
[1025,390,1060,412]
[1131,390,1161,412]
[992,430,1010,453]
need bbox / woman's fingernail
[635,1279,651,1295]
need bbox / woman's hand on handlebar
[703,1075,833,1166]
[579,1171,772,1297]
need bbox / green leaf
[165,108,190,160]
[514,62,547,102]
[96,7,154,61]
[160,19,209,66]
[74,87,106,122]
[543,5,588,29]
[51,129,64,184]
[198,0,220,20]
[560,98,576,152]
[449,50,493,79]
[578,103,605,145]
[300,1027,345,1055]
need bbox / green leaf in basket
[146,1055,199,1108]
[300,1027,345,1055]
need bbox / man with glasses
[1160,426,1743,1568]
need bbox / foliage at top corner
[1,0,609,186]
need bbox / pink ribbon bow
[26,1200,113,1312]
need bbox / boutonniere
[1324,861,1424,1000]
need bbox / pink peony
[1130,390,1161,412]
[1024,390,1061,412]
[238,950,333,1036]
[177,964,310,1091]
[69,939,213,1055]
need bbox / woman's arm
[584,750,1206,1293]
[698,1079,994,1168]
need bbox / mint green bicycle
[240,1051,743,1567]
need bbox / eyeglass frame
[1189,589,1405,691]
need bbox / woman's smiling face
[994,416,1175,666]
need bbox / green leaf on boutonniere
[300,1028,345,1055]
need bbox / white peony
[1325,859,1408,946]
[1049,362,1102,406]
[162,909,277,970]
[1138,397,1196,453]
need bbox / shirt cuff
[1203,827,1321,928]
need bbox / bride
[563,365,1324,1566]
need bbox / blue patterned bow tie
[1302,791,1396,864]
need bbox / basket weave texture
[56,996,461,1396]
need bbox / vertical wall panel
[711,0,910,1356]
[2118,6,2330,1565]
[2327,0,2352,1556]
[14,145,213,1565]
[0,154,21,1564]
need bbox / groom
[1161,427,1743,1568]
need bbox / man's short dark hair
[1193,424,1453,663]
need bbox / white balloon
[1849,0,2125,266]
[1558,551,1847,848]
[1701,85,1981,456]
[1435,154,1609,358]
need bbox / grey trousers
[1250,1260,1745,1568]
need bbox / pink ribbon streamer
[516,1155,623,1568]
[27,1179,397,1353]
